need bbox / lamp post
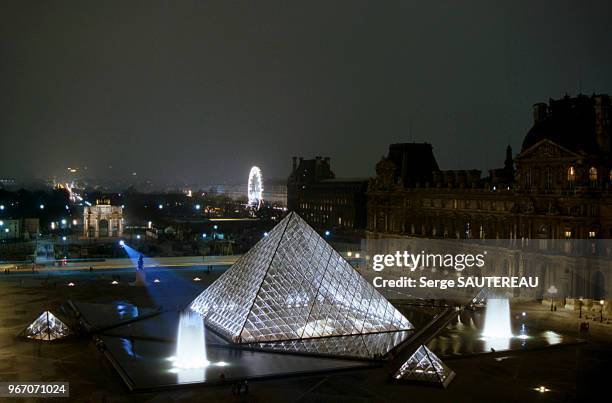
[547,285,558,312]
[600,299,605,323]
[579,297,583,318]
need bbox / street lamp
[547,285,558,311]
[600,299,605,323]
[579,297,583,318]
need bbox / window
[588,230,596,238]
[564,230,572,239]
[545,168,552,189]
[524,169,532,189]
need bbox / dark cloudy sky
[2,1,612,185]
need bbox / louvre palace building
[365,94,612,303]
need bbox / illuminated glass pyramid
[21,311,72,341]
[394,345,455,387]
[190,212,412,346]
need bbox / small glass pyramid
[22,311,72,341]
[394,345,455,387]
[190,212,413,346]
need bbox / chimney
[504,145,513,171]
[533,103,548,123]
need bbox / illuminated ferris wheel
[248,166,264,208]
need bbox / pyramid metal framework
[21,311,72,341]
[190,212,413,346]
[394,345,455,388]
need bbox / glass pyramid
[394,345,455,388]
[21,311,72,341]
[190,212,413,346]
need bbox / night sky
[2,1,612,185]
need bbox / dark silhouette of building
[287,156,367,233]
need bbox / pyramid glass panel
[22,311,71,341]
[394,345,455,387]
[189,212,413,346]
[249,330,412,360]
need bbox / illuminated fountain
[482,298,513,351]
[482,298,513,339]
[175,310,209,369]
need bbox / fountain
[482,298,513,339]
[175,310,209,369]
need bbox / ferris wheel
[248,166,264,208]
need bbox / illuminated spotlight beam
[119,242,203,311]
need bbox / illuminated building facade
[367,94,612,300]
[83,200,124,239]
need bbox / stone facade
[366,94,612,300]
[287,156,368,233]
[83,200,124,239]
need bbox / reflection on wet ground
[428,308,579,357]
